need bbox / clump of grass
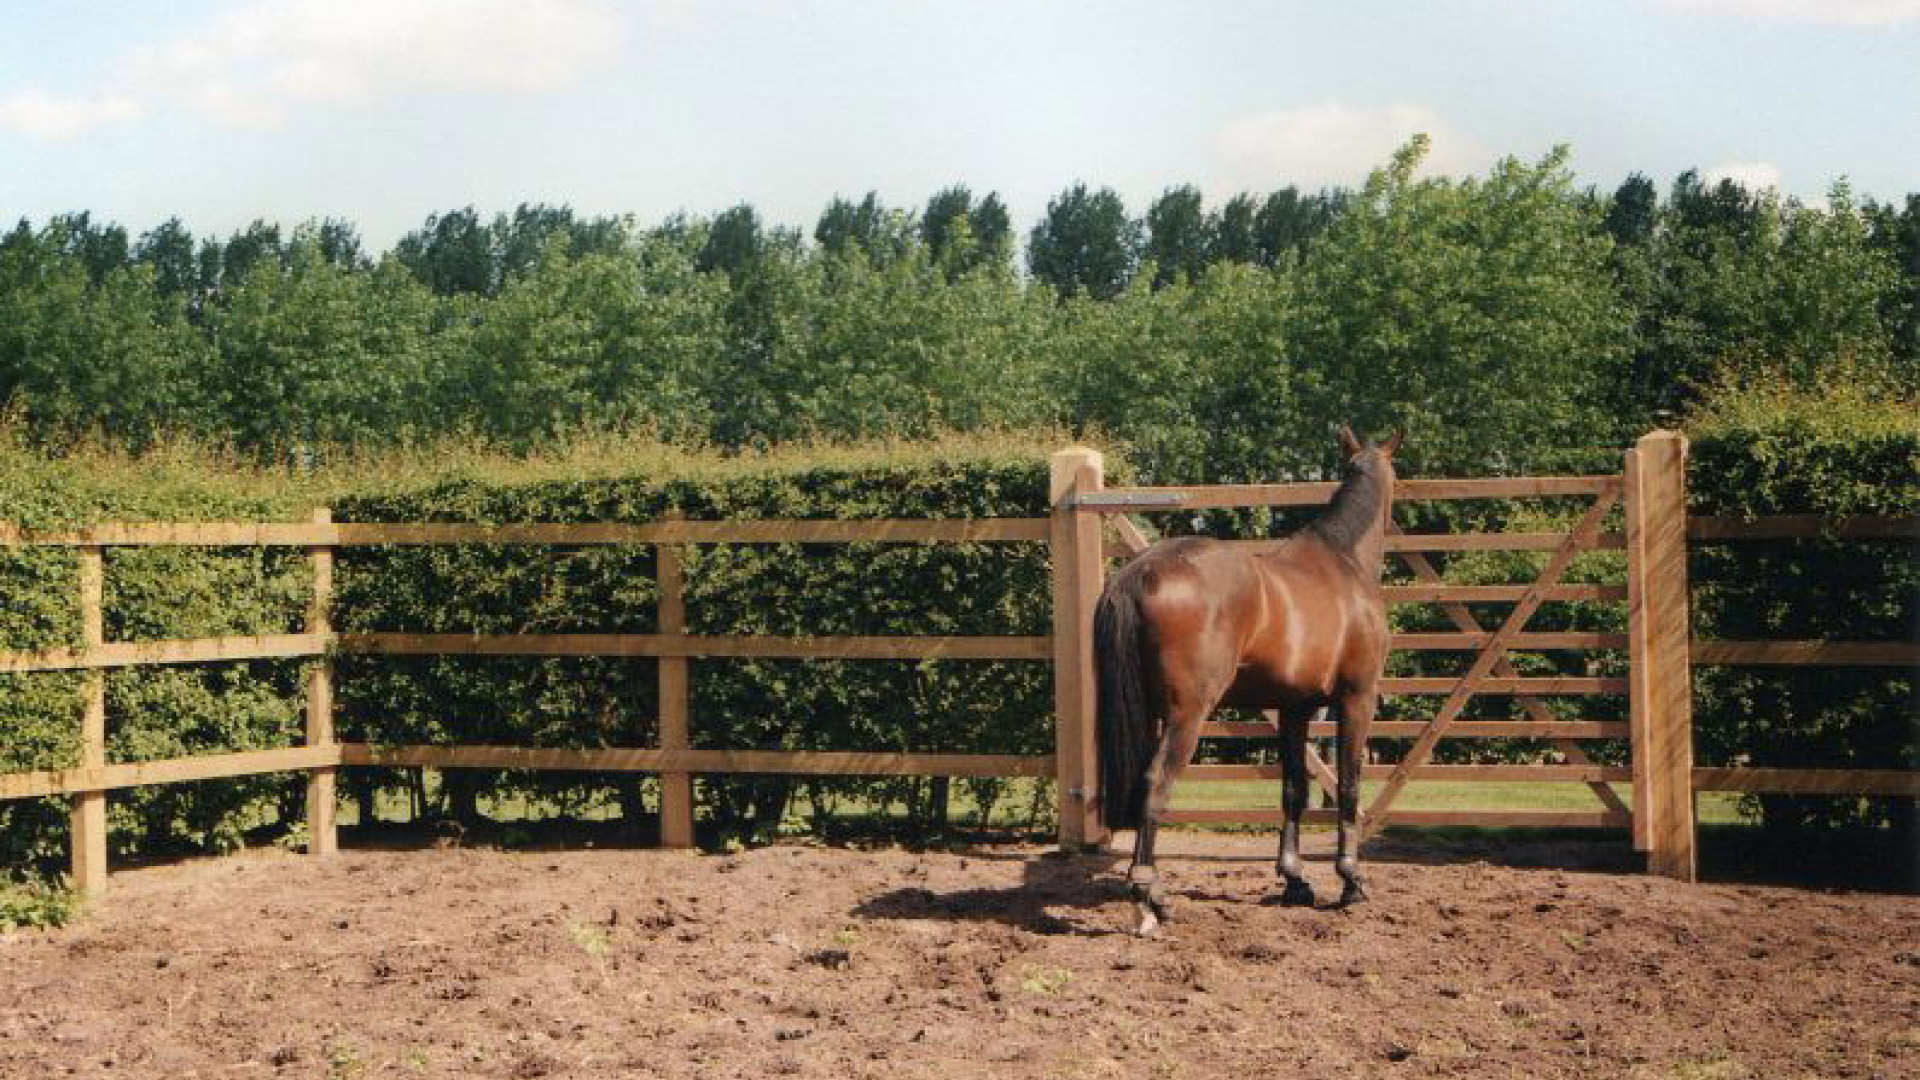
[1018,964,1073,996]
[0,877,79,931]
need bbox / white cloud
[1645,0,1920,26]
[0,88,144,139]
[1703,160,1784,191]
[1210,102,1491,196]
[0,0,625,137]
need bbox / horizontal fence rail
[0,519,1051,547]
[1086,475,1621,510]
[340,632,1052,661]
[0,745,1054,801]
[1162,808,1633,828]
[1687,515,1913,541]
[0,633,330,674]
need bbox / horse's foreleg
[1334,691,1378,907]
[1275,706,1317,906]
[1128,708,1206,935]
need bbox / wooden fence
[1,431,1913,894]
[0,515,1057,896]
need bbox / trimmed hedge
[1687,377,1918,834]
[328,437,1073,842]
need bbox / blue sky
[2,0,1916,249]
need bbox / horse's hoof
[1279,879,1316,907]
[1338,881,1368,908]
[1133,903,1162,937]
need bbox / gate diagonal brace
[1363,485,1622,839]
[1387,526,1630,818]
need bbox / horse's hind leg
[1275,706,1318,906]
[1334,689,1379,907]
[1128,703,1208,935]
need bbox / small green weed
[327,1043,366,1080]
[568,921,610,959]
[0,878,79,931]
[1019,964,1073,996]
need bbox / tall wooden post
[70,546,108,896]
[1049,448,1108,850]
[656,534,695,848]
[305,509,338,857]
[1625,447,1653,854]
[1635,431,1697,882]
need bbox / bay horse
[1094,426,1400,934]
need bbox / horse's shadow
[850,851,1135,937]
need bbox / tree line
[2,137,1913,482]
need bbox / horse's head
[1336,425,1404,483]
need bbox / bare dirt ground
[3,831,1916,1080]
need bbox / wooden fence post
[305,509,338,857]
[70,546,108,896]
[656,533,695,848]
[1625,447,1653,855]
[1050,448,1109,850]
[1635,431,1697,882]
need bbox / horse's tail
[1095,577,1154,831]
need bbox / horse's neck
[1346,518,1389,578]
[1315,470,1392,576]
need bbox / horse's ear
[1337,425,1362,458]
[1382,429,1404,456]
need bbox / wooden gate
[1048,431,1702,880]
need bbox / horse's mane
[1304,454,1388,554]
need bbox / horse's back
[1117,534,1385,708]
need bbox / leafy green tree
[492,203,628,285]
[1047,260,1301,483]
[1604,174,1659,248]
[968,191,1011,266]
[1254,186,1346,266]
[1027,183,1139,300]
[312,219,368,271]
[218,221,287,290]
[814,192,913,265]
[134,219,199,298]
[1142,185,1212,288]
[1288,137,1632,471]
[1209,193,1262,265]
[458,236,723,443]
[1623,179,1903,422]
[46,212,128,284]
[921,186,1012,278]
[0,223,202,443]
[778,241,1051,440]
[201,247,448,453]
[1669,169,1762,247]
[1865,194,1920,368]
[697,204,767,278]
[395,208,493,295]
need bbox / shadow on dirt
[851,850,1132,936]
